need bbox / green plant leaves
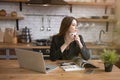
[100,49,119,64]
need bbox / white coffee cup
[69,32,77,36]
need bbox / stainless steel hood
[27,0,68,5]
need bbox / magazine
[60,62,85,71]
[72,57,98,68]
[60,57,98,72]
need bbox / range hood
[27,0,68,5]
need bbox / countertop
[0,42,120,49]
[86,42,120,49]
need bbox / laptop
[15,49,57,73]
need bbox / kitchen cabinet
[0,16,24,30]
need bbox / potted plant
[100,49,119,72]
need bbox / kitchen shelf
[77,18,116,32]
[67,2,114,7]
[0,16,24,30]
[66,1,114,13]
[0,16,24,20]
[0,0,28,2]
[67,1,116,32]
[77,18,116,22]
[0,0,28,11]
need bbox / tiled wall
[114,0,120,44]
[0,0,116,42]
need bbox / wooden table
[0,60,119,80]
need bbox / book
[60,57,98,72]
[60,62,85,71]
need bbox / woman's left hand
[74,35,83,48]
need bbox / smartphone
[85,69,94,74]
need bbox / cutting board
[0,28,4,42]
[4,28,13,43]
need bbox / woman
[50,16,90,61]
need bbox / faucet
[98,29,105,43]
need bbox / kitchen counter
[0,42,120,59]
[86,42,120,59]
[86,42,120,49]
[0,42,50,49]
[0,42,50,59]
[0,42,119,49]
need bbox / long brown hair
[57,16,77,37]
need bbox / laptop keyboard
[46,64,57,70]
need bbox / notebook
[15,49,57,73]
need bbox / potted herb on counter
[100,49,119,72]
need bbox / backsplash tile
[0,2,115,42]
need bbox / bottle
[12,27,17,44]
[0,28,4,42]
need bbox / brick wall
[0,0,116,42]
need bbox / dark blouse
[50,35,90,61]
